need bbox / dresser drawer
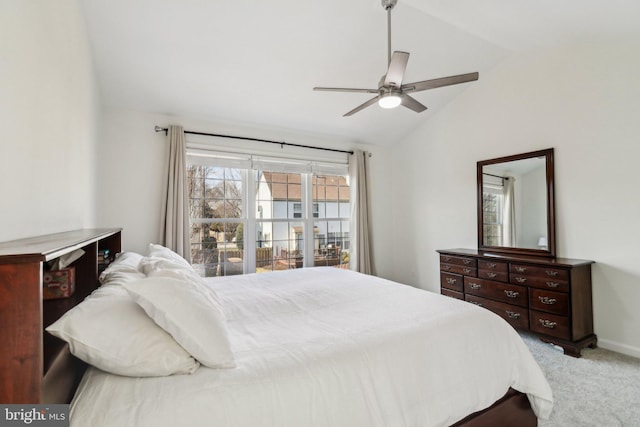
[478,260,508,272]
[529,289,569,315]
[478,269,509,282]
[464,277,528,307]
[441,288,464,300]
[440,255,477,267]
[466,294,529,330]
[441,263,477,276]
[510,264,569,281]
[440,272,463,292]
[530,310,571,340]
[510,274,570,293]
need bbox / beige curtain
[349,150,375,275]
[502,176,516,247]
[159,125,191,262]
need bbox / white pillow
[99,252,145,286]
[46,285,200,377]
[147,243,193,271]
[139,256,193,276]
[123,275,236,369]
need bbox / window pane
[256,172,303,219]
[217,222,244,277]
[313,174,349,219]
[205,179,224,197]
[190,222,220,277]
[224,199,242,218]
[205,167,225,180]
[255,221,303,273]
[256,200,272,219]
[188,164,245,276]
[225,180,243,199]
[189,198,204,219]
[314,220,349,269]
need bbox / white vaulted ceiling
[80,0,640,147]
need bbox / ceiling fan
[313,0,479,117]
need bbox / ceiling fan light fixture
[378,93,401,109]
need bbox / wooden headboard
[0,228,121,403]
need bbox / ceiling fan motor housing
[382,0,397,11]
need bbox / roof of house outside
[261,172,349,202]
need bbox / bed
[58,255,552,427]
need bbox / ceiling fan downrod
[382,0,398,66]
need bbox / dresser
[437,248,596,357]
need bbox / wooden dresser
[437,248,596,357]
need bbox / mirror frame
[477,148,556,257]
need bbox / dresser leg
[562,346,582,358]
[539,334,598,358]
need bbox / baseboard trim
[598,338,640,359]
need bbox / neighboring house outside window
[293,203,319,218]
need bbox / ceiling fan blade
[402,72,479,93]
[384,51,409,88]
[401,95,428,113]
[314,87,379,94]
[344,96,380,117]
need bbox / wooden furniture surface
[0,228,121,403]
[438,248,596,357]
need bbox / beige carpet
[520,332,640,427]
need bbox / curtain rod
[154,126,354,155]
[483,172,508,180]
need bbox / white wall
[97,108,394,278]
[0,0,100,242]
[391,43,640,357]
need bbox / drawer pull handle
[446,278,457,285]
[539,319,557,329]
[443,265,450,271]
[506,310,521,319]
[470,283,481,290]
[546,281,560,288]
[514,277,527,283]
[469,301,483,307]
[515,266,527,273]
[487,272,497,278]
[463,259,472,265]
[463,268,472,274]
[504,290,519,298]
[546,270,559,277]
[487,263,497,268]
[539,296,557,305]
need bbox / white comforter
[71,267,553,427]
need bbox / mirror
[477,148,555,257]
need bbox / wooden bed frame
[0,229,537,426]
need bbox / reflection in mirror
[482,157,547,249]
[477,148,555,257]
